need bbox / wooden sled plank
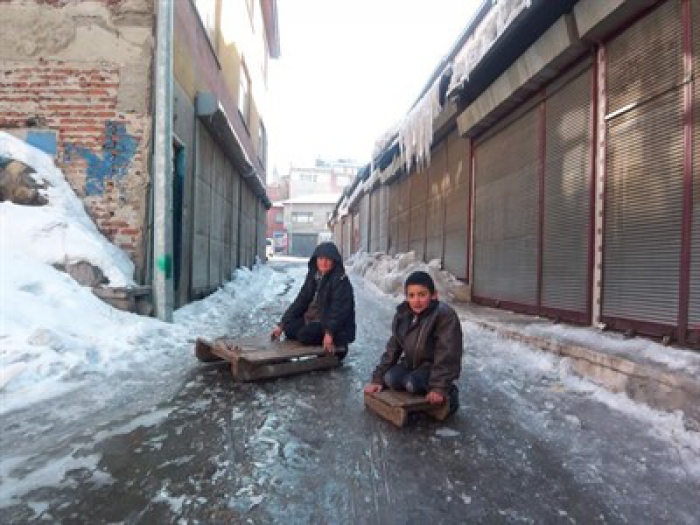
[197,335,341,381]
[237,354,340,381]
[233,337,327,364]
[364,392,408,427]
[364,391,450,427]
[195,338,225,362]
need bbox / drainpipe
[152,0,174,321]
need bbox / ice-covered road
[2,259,699,524]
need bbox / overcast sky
[267,0,482,176]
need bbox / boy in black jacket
[271,242,355,359]
[364,271,462,414]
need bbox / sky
[267,0,482,175]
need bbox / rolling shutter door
[689,0,700,338]
[192,123,212,295]
[397,175,410,253]
[474,107,539,306]
[444,130,470,280]
[378,185,389,252]
[426,143,447,263]
[602,0,685,328]
[541,66,593,320]
[388,182,399,255]
[409,165,428,260]
[209,148,224,287]
[370,188,381,252]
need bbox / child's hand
[426,391,445,405]
[364,383,383,393]
[322,332,334,352]
[271,325,282,340]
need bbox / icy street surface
[2,259,699,524]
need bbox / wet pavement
[2,259,699,524]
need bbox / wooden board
[364,390,450,427]
[195,335,340,381]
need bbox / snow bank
[0,132,135,286]
[347,250,466,300]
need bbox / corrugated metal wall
[426,143,446,263]
[378,185,389,252]
[388,182,399,255]
[191,124,264,295]
[360,193,371,252]
[192,123,212,295]
[443,130,470,280]
[690,0,700,339]
[369,187,381,252]
[409,165,428,260]
[473,106,539,306]
[541,65,593,320]
[397,175,411,253]
[602,0,685,328]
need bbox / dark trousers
[383,363,430,394]
[283,317,348,361]
[283,317,325,345]
[384,363,460,415]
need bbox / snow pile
[0,132,135,286]
[0,133,290,415]
[347,250,466,300]
[448,0,531,94]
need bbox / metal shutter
[388,182,399,255]
[426,142,447,263]
[541,66,593,320]
[602,1,685,327]
[370,188,381,252]
[209,148,224,287]
[444,130,470,280]
[474,107,539,305]
[409,165,428,260]
[360,193,370,252]
[397,175,410,253]
[192,123,213,294]
[378,185,389,252]
[689,0,700,335]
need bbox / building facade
[0,0,280,312]
[331,0,699,347]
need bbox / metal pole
[153,0,174,321]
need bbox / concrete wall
[0,0,155,279]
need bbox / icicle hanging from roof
[448,0,532,94]
[398,73,442,172]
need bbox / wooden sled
[195,336,341,381]
[364,390,450,427]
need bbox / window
[292,212,314,223]
[275,211,283,223]
[258,121,267,168]
[299,173,317,183]
[239,63,251,126]
[336,175,350,186]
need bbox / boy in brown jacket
[364,271,463,415]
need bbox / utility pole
[153,0,174,321]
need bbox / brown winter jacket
[371,300,463,396]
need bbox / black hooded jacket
[280,242,356,345]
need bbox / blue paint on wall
[27,130,58,156]
[65,121,138,196]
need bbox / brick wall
[0,59,151,277]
